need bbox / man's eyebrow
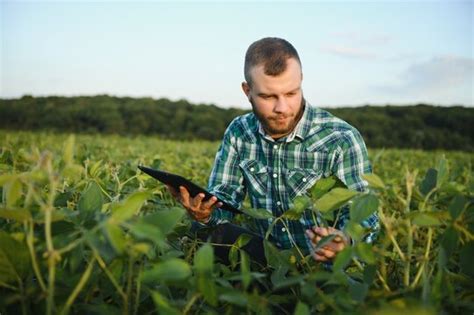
[257,87,301,97]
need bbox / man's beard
[250,97,306,138]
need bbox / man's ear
[241,82,251,100]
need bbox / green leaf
[140,207,185,235]
[141,258,191,283]
[460,241,474,278]
[291,196,311,213]
[0,173,15,186]
[241,251,251,290]
[194,243,214,274]
[344,221,365,242]
[350,194,378,223]
[333,247,352,271]
[264,240,290,269]
[273,274,305,290]
[284,196,311,220]
[109,191,150,224]
[310,176,337,199]
[0,208,31,222]
[362,173,385,190]
[63,134,75,165]
[412,212,442,227]
[0,231,30,284]
[314,188,358,213]
[62,164,84,182]
[194,244,217,306]
[5,177,22,207]
[78,182,103,217]
[355,242,376,264]
[436,156,448,187]
[349,281,368,302]
[441,226,458,257]
[129,222,166,247]
[420,168,437,195]
[448,195,466,220]
[197,273,218,306]
[234,233,252,249]
[363,264,376,284]
[89,159,103,177]
[150,291,181,315]
[241,207,273,219]
[229,246,238,269]
[104,223,126,255]
[313,234,336,251]
[219,290,248,307]
[293,301,310,315]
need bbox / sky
[1,0,473,108]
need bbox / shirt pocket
[239,159,268,197]
[285,168,324,200]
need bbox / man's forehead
[249,59,302,93]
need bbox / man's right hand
[167,185,222,223]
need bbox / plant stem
[25,220,47,292]
[411,227,433,288]
[183,293,201,315]
[93,250,127,300]
[133,261,143,315]
[376,270,391,292]
[125,256,134,315]
[59,257,96,315]
[378,209,406,261]
[45,205,56,315]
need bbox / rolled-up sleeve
[205,128,247,226]
[333,129,379,243]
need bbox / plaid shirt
[205,103,379,255]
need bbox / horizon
[1,1,473,108]
[2,93,471,109]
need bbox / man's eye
[286,92,296,97]
[261,95,271,100]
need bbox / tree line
[1,95,472,151]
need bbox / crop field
[0,131,473,315]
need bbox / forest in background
[1,95,472,151]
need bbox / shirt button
[281,227,286,232]
[250,167,255,172]
[302,178,307,182]
[273,144,278,149]
[273,173,278,178]
[276,201,281,206]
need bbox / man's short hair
[244,37,302,86]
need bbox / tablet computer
[138,165,242,214]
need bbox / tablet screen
[138,165,242,214]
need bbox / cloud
[321,45,377,59]
[376,55,474,93]
[331,31,394,45]
[322,31,393,59]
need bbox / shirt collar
[257,101,311,143]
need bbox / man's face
[242,58,304,139]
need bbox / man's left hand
[305,226,350,262]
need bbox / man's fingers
[316,248,336,259]
[179,186,191,208]
[312,226,329,237]
[202,196,218,209]
[191,193,205,209]
[312,252,329,262]
[305,229,316,243]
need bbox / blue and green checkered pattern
[204,103,379,255]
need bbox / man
[169,37,378,265]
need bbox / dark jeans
[191,222,268,268]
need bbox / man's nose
[273,97,289,114]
